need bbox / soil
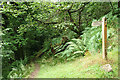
[28,63,40,78]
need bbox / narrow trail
[29,63,40,78]
[28,48,118,78]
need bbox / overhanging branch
[70,2,90,13]
[46,3,74,22]
[36,19,62,25]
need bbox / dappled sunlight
[1,1,118,79]
[36,48,118,78]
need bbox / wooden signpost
[92,17,107,60]
[102,17,107,60]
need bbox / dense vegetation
[1,1,119,79]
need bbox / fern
[81,16,117,54]
[55,38,86,60]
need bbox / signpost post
[102,17,107,60]
[92,17,107,60]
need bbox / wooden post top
[92,17,107,27]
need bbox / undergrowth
[36,46,118,78]
[7,60,34,78]
[6,9,118,78]
[54,12,118,60]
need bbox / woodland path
[29,63,40,78]
[28,48,118,78]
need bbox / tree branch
[67,3,77,26]
[70,2,90,13]
[36,19,62,25]
[78,11,81,29]
[68,11,77,26]
[46,3,74,22]
[36,3,74,25]
[109,0,114,12]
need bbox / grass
[34,47,118,78]
[24,63,35,78]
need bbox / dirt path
[29,63,40,78]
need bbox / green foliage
[81,26,102,54]
[7,59,33,78]
[1,2,118,78]
[81,12,118,54]
[55,11,118,60]
[8,60,26,78]
[55,38,86,60]
[36,47,118,78]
